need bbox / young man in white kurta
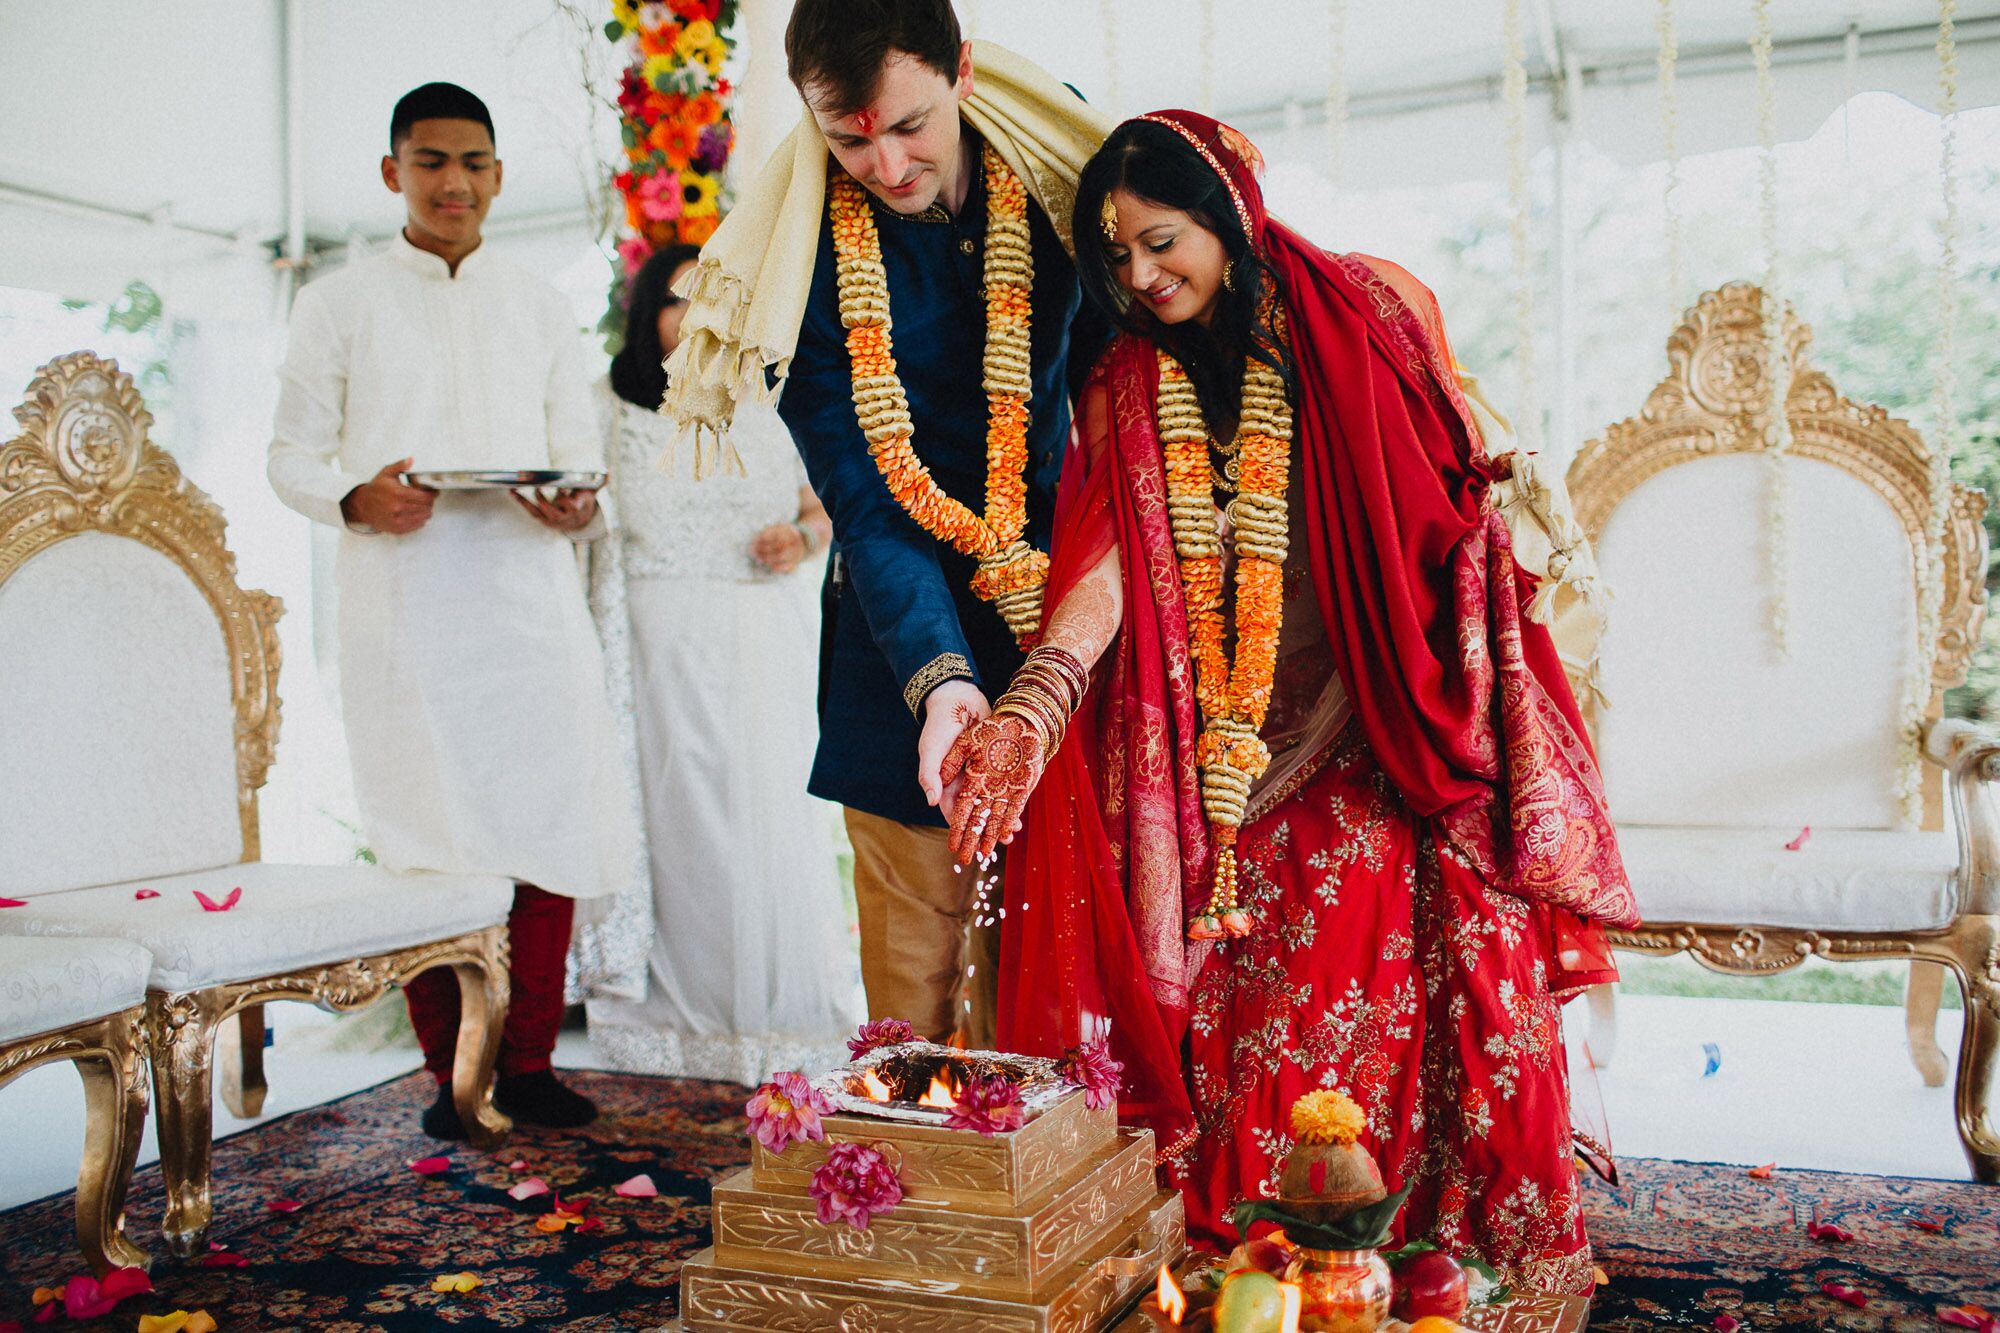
[268,82,636,1138]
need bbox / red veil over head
[1001,111,1636,1162]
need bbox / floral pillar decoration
[605,0,740,331]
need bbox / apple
[1392,1249,1470,1321]
[1222,1237,1292,1277]
[1214,1269,1289,1332]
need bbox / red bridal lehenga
[998,112,1639,1296]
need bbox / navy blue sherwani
[778,134,1102,827]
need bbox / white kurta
[267,233,637,903]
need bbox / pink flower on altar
[946,1075,1026,1136]
[1057,1040,1124,1112]
[846,1018,916,1059]
[616,233,654,278]
[637,170,684,222]
[808,1142,903,1230]
[745,1071,833,1154]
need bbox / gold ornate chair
[1566,284,1996,1182]
[0,353,519,1256]
[0,936,152,1274]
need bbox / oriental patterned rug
[1,1068,1993,1330]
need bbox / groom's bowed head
[786,0,977,217]
[382,81,502,272]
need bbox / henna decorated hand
[940,713,1047,865]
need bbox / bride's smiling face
[1100,188,1229,328]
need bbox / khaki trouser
[843,807,1000,1048]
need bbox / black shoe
[421,1085,467,1141]
[494,1070,599,1129]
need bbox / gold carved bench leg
[148,990,227,1259]
[72,1007,151,1274]
[450,925,513,1150]
[1906,962,1950,1089]
[219,1003,268,1120]
[1951,919,2000,1183]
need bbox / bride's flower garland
[829,144,1048,645]
[1157,337,1293,940]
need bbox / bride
[582,244,861,1085]
[943,113,1636,1290]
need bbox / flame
[857,1069,893,1102]
[1155,1264,1187,1323]
[1278,1281,1302,1333]
[918,1071,959,1109]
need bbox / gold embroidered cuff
[903,653,975,717]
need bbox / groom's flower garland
[829,144,1048,645]
[1157,336,1293,940]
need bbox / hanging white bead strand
[1657,0,1684,319]
[1324,0,1351,182]
[1751,0,1793,656]
[1901,0,1963,827]
[1502,0,1540,453]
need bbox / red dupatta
[1000,112,1635,1162]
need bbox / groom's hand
[918,679,990,818]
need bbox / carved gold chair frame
[0,1006,151,1274]
[1567,284,1997,1182]
[2,353,513,1257]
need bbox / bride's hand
[940,713,1047,865]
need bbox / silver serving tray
[400,469,606,491]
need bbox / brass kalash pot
[679,1039,1185,1332]
[1222,1091,1408,1333]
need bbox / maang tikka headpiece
[1099,193,1119,242]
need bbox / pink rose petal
[266,1198,303,1213]
[613,1173,658,1198]
[508,1160,530,1171]
[134,889,160,900]
[1820,1280,1867,1308]
[508,1177,550,1201]
[1713,1317,1742,1332]
[408,1155,451,1176]
[200,1250,250,1268]
[0,898,25,908]
[1785,826,1811,851]
[1806,1216,1854,1243]
[193,887,242,912]
[64,1266,153,1319]
[574,1214,606,1233]
[1940,1307,2000,1332]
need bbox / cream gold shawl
[659,40,1114,474]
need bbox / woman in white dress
[582,243,861,1085]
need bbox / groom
[665,0,1107,1046]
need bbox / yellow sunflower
[679,169,721,217]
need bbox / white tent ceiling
[3,0,1996,317]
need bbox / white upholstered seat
[0,936,152,1042]
[0,864,514,993]
[1614,826,1958,934]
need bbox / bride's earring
[1222,260,1239,293]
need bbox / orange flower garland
[1156,335,1293,939]
[829,144,1048,644]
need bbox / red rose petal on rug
[613,1174,657,1198]
[408,1155,451,1176]
[1747,1162,1775,1179]
[574,1215,606,1234]
[1820,1281,1867,1308]
[0,899,25,908]
[1784,826,1811,851]
[1941,1307,2000,1333]
[267,1198,304,1213]
[1807,1217,1854,1243]
[508,1160,530,1171]
[64,1265,152,1318]
[1713,1317,1742,1332]
[134,889,160,900]
[508,1178,550,1201]
[200,1250,250,1268]
[193,887,242,912]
